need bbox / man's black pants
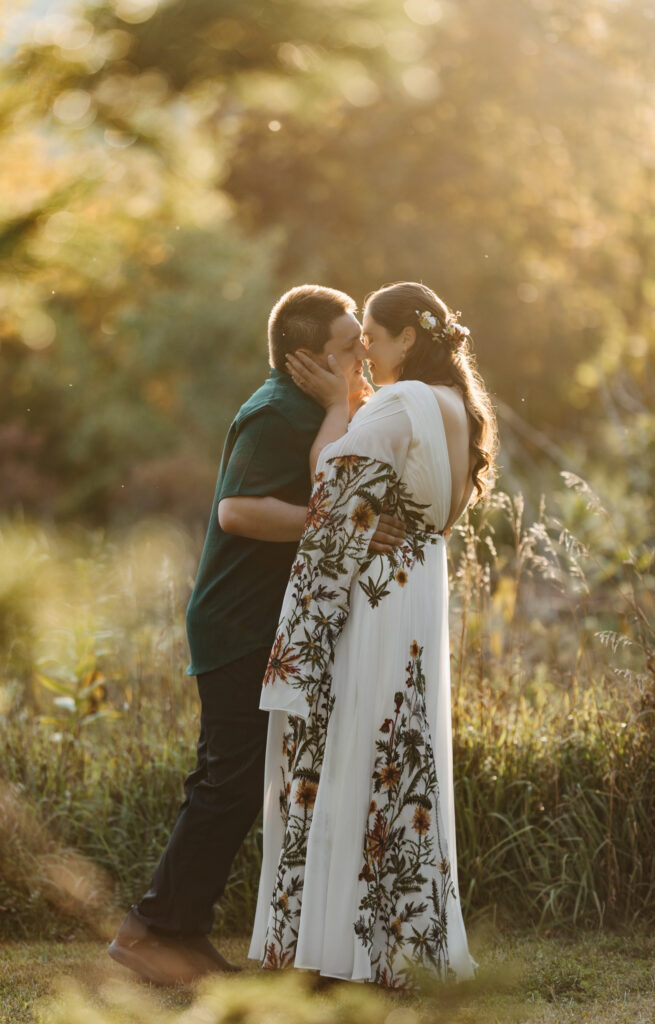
[134,647,270,935]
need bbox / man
[108,285,404,984]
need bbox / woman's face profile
[362,310,405,386]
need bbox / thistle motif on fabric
[416,309,470,352]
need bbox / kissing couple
[109,280,497,990]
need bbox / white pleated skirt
[249,538,475,983]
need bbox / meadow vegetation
[1,473,653,942]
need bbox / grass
[1,931,654,1024]
[0,479,653,942]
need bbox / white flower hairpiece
[415,309,470,352]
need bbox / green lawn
[1,931,654,1024]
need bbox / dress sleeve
[260,393,413,719]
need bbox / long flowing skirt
[249,537,475,988]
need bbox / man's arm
[218,495,306,542]
[219,494,406,551]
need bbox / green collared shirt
[186,368,324,677]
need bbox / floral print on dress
[261,456,450,978]
[354,642,457,990]
[262,456,401,716]
[264,688,333,970]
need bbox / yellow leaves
[492,576,517,626]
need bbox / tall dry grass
[0,475,653,938]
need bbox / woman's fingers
[286,350,349,409]
[293,350,321,368]
[289,351,327,376]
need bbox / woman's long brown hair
[365,282,498,501]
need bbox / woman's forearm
[309,401,349,480]
[218,496,307,541]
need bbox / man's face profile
[315,312,367,394]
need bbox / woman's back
[428,385,474,531]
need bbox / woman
[248,282,497,988]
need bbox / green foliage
[1,0,655,519]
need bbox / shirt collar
[268,366,321,412]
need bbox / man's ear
[299,347,324,365]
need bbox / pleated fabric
[249,381,476,986]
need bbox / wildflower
[412,805,430,835]
[295,778,318,809]
[410,641,420,659]
[416,308,470,351]
[265,944,279,969]
[416,310,438,331]
[264,636,299,686]
[395,569,408,587]
[305,483,331,528]
[379,763,401,788]
[365,811,390,865]
[351,501,376,532]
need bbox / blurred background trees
[1,0,654,524]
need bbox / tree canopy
[1,0,653,522]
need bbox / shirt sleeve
[218,407,306,501]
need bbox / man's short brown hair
[268,284,357,370]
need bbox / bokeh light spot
[403,0,443,27]
[52,89,92,125]
[104,129,136,149]
[114,0,160,26]
[43,211,78,244]
[22,311,56,351]
[402,66,441,101]
[341,73,380,107]
[385,30,426,63]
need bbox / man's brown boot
[108,909,212,986]
[184,933,242,974]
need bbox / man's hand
[368,512,407,554]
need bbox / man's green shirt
[186,368,324,677]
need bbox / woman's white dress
[248,380,476,989]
